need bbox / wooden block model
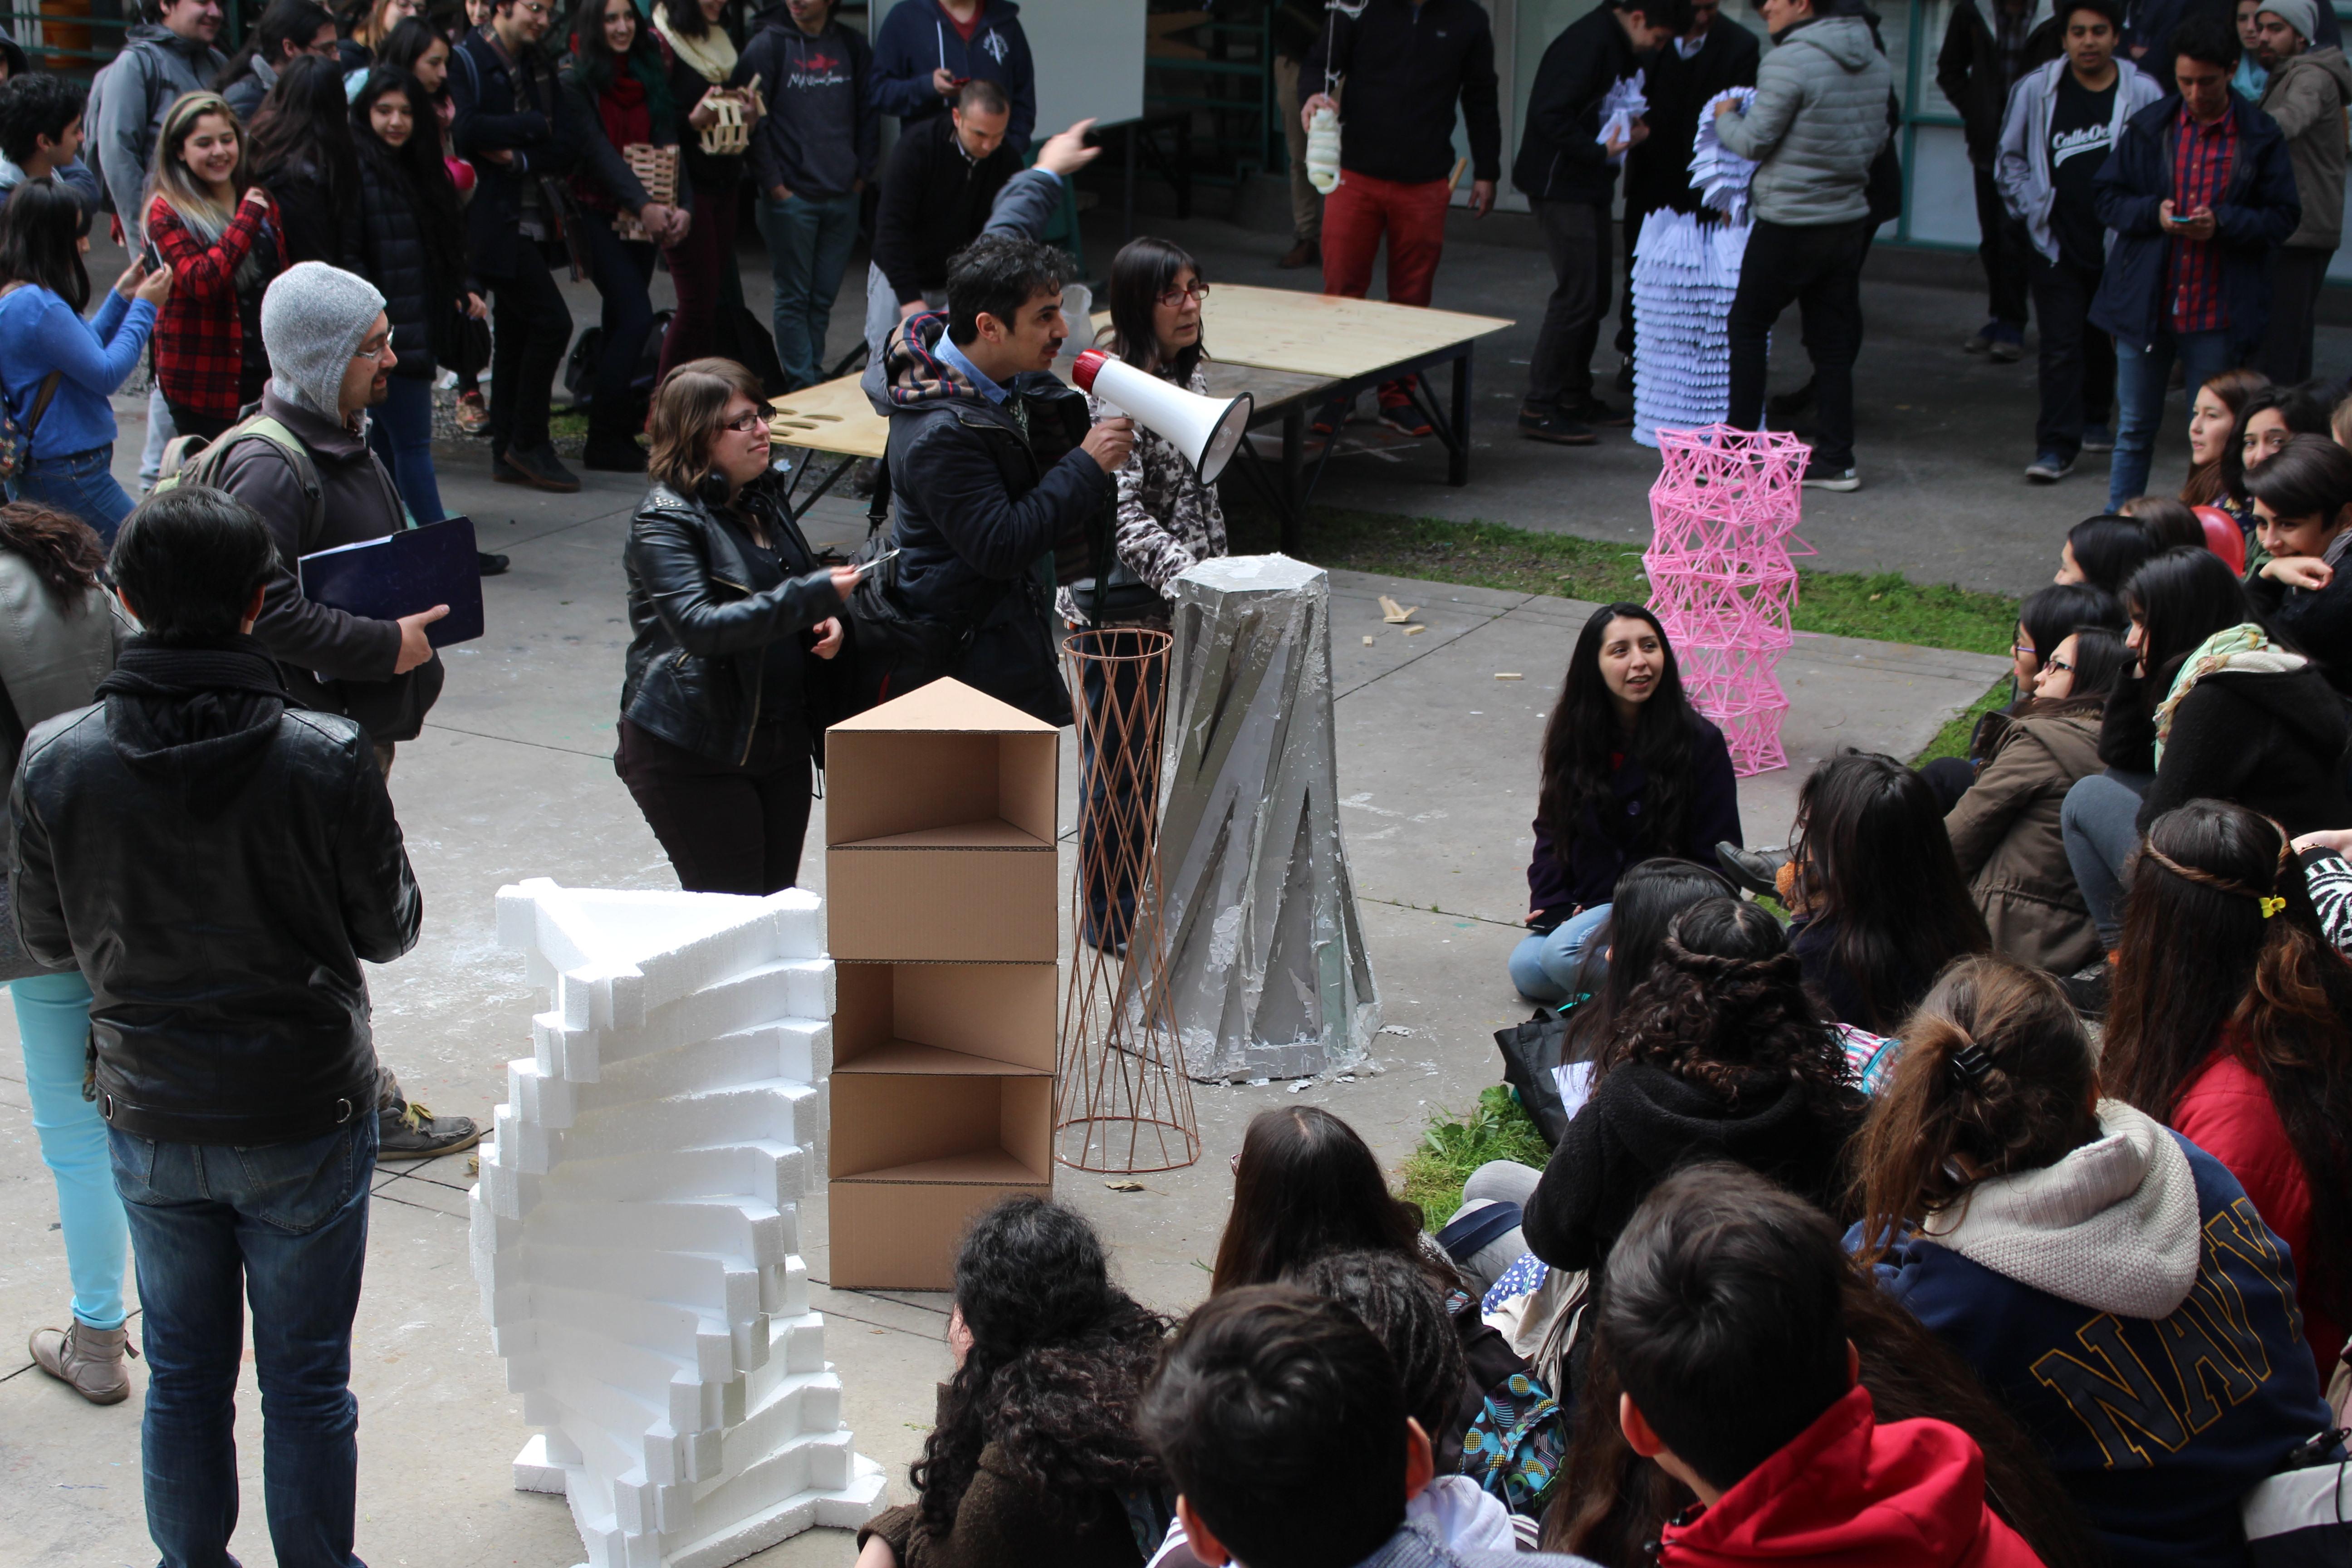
[823,679,1060,1290]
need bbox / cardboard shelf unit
[824,680,1061,1289]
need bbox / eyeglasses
[1157,280,1210,308]
[2043,655,2076,675]
[721,410,769,434]
[2010,642,2037,658]
[351,333,392,359]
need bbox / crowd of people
[6,4,2352,1568]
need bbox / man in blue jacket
[869,0,1034,152]
[2091,9,2299,509]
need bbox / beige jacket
[2260,45,2352,250]
[1944,698,2107,975]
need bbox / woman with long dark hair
[2244,433,2352,691]
[1060,238,1230,953]
[2049,515,2156,598]
[1946,624,2130,976]
[2222,379,2333,536]
[2103,800,2352,1383]
[214,0,338,120]
[562,0,689,471]
[618,360,855,893]
[1520,898,1867,1273]
[378,17,489,439]
[0,500,133,1407]
[1211,1105,1445,1296]
[245,54,362,269]
[350,66,482,531]
[1785,750,1989,1031]
[144,89,286,442]
[2179,366,2267,517]
[1847,955,2333,1567]
[0,178,168,541]
[2061,547,2350,950]
[855,1197,1170,1568]
[1513,602,1740,1006]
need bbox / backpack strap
[190,415,328,554]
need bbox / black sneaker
[477,551,511,576]
[1559,396,1634,428]
[2024,451,2074,483]
[1518,406,1597,446]
[497,444,581,493]
[1715,841,1788,900]
[379,1099,482,1160]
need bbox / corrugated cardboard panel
[833,962,1057,1073]
[829,1176,1051,1290]
[831,1074,1052,1180]
[826,848,1057,962]
[823,732,1002,844]
[842,820,1048,851]
[997,734,1056,843]
[833,1040,1044,1076]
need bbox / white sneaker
[1802,467,1861,492]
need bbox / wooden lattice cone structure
[1056,627,1200,1174]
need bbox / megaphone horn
[1073,349,1255,486]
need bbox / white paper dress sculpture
[1631,87,1761,448]
[471,878,884,1568]
[1146,554,1379,1081]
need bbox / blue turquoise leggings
[13,970,129,1329]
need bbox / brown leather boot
[29,1320,136,1405]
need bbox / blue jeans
[13,970,129,1329]
[15,443,135,544]
[366,375,442,523]
[2061,769,2152,949]
[758,191,861,390]
[2108,327,2234,509]
[578,219,657,444]
[1508,902,1612,1004]
[113,1117,377,1568]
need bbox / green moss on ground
[1397,1085,1551,1227]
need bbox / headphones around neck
[696,469,731,508]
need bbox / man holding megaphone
[858,230,1132,724]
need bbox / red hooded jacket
[1658,1386,2046,1568]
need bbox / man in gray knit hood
[2250,0,2352,382]
[199,261,477,1159]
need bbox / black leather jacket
[7,639,421,1146]
[619,479,842,767]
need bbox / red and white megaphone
[1072,348,1254,485]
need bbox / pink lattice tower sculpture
[1643,426,1815,775]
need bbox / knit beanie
[2258,0,2317,44]
[262,262,388,420]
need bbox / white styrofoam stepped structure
[471,878,885,1568]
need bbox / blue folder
[298,516,485,648]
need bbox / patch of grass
[1398,1085,1550,1227]
[1226,501,2020,657]
[1911,676,2013,766]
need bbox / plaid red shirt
[147,194,287,420]
[2164,102,2236,334]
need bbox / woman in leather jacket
[617,358,857,893]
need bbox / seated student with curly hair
[1848,955,2335,1568]
[857,1197,1172,1568]
[1600,1165,2048,1568]
[1519,898,1868,1274]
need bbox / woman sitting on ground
[1519,897,1868,1274]
[1785,750,1990,1031]
[2243,434,2352,694]
[2102,800,2352,1384]
[2179,367,2269,523]
[1514,602,1740,1008]
[1459,858,1739,1289]
[2050,515,2158,599]
[2061,547,2351,951]
[1549,1181,2100,1568]
[1945,625,2131,976]
[856,1197,1171,1568]
[2223,381,2334,539]
[1847,955,2334,1568]
[2118,495,2207,551]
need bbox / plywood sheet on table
[1133,284,1511,380]
[769,373,889,459]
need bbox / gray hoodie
[1714,15,1893,226]
[93,21,227,241]
[1995,56,2166,262]
[2260,44,2352,249]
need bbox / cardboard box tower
[823,679,1061,1290]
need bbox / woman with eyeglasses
[1059,238,1230,953]
[616,360,858,893]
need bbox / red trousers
[1320,171,1450,306]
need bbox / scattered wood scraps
[1104,1179,1146,1192]
[1494,672,1523,680]
[1378,594,1419,625]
